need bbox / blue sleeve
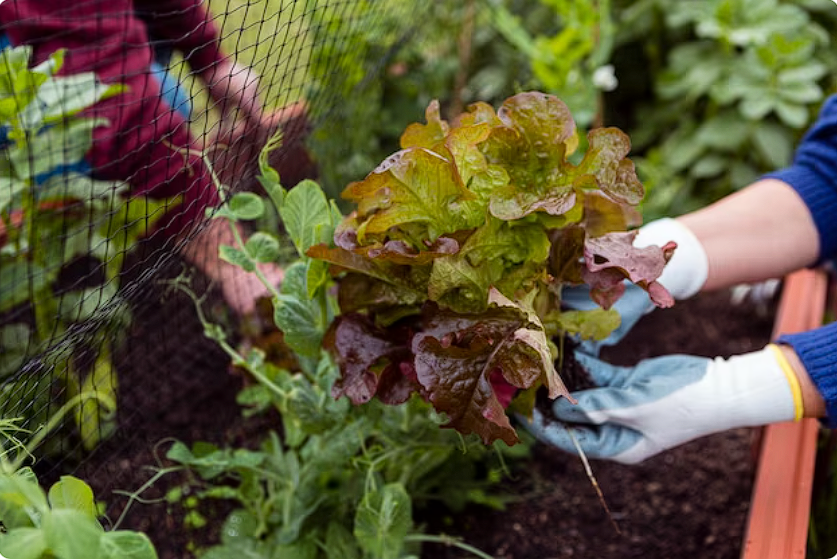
[778,322,837,428]
[763,94,837,262]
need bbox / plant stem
[404,534,493,559]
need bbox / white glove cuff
[708,346,798,428]
[634,218,709,301]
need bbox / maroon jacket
[0,0,225,233]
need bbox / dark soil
[44,250,278,559]
[43,255,776,559]
[425,289,777,559]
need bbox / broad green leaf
[400,99,449,149]
[228,192,265,220]
[48,476,97,517]
[428,255,500,313]
[57,284,118,324]
[219,245,255,272]
[0,527,47,559]
[324,521,361,559]
[343,147,478,242]
[280,179,334,255]
[272,293,324,358]
[8,118,103,180]
[245,232,280,263]
[0,473,48,529]
[41,509,103,559]
[553,308,621,341]
[0,323,31,379]
[99,530,158,559]
[752,122,793,168]
[354,483,412,559]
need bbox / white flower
[592,64,618,92]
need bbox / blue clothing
[763,94,837,426]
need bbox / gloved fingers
[571,351,636,387]
[562,282,654,352]
[523,409,643,461]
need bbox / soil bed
[51,253,775,558]
[425,288,777,559]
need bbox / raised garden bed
[58,253,778,558]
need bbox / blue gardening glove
[524,346,803,464]
[563,218,710,353]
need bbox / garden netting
[0,0,432,476]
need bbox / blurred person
[525,95,837,464]
[0,0,311,314]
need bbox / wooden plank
[742,269,828,559]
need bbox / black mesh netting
[0,0,435,487]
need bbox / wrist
[774,344,826,419]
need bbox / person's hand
[561,217,711,354]
[210,99,312,189]
[523,345,802,464]
[204,58,264,124]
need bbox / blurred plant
[487,0,617,129]
[304,0,533,201]
[0,46,168,449]
[612,0,836,219]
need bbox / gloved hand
[560,217,711,354]
[524,345,803,464]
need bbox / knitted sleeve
[778,323,837,427]
[763,94,837,262]
[764,96,837,426]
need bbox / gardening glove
[562,217,710,353]
[524,345,804,464]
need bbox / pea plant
[161,137,523,558]
[308,91,674,446]
[618,0,835,218]
[0,396,157,559]
[0,46,168,448]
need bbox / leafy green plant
[0,46,168,449]
[613,0,836,218]
[308,91,674,446]
[154,137,519,558]
[0,398,157,559]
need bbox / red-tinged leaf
[581,266,626,310]
[582,232,676,309]
[324,314,418,405]
[412,293,570,445]
[400,99,449,150]
[497,91,577,154]
[488,288,571,401]
[366,237,459,265]
[549,226,585,284]
[576,128,644,205]
[341,147,480,242]
[336,273,423,315]
[414,335,519,445]
[490,369,517,409]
